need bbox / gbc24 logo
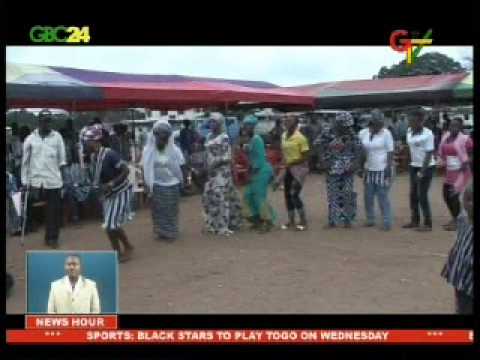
[30,26,91,43]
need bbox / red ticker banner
[7,329,474,345]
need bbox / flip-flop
[119,254,131,263]
[443,224,457,231]
[281,223,294,230]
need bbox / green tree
[461,56,473,71]
[377,52,466,78]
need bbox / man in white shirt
[47,254,101,314]
[22,110,67,248]
[403,108,436,231]
[358,110,395,231]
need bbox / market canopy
[287,72,472,109]
[6,63,314,111]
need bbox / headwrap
[206,113,226,141]
[153,121,172,136]
[81,124,104,142]
[208,113,225,131]
[334,112,354,128]
[243,115,258,126]
[142,120,183,191]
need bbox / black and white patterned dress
[441,214,473,297]
[202,133,243,235]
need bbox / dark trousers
[408,166,434,226]
[443,183,461,219]
[455,289,473,314]
[284,169,304,211]
[27,188,62,245]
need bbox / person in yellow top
[273,115,310,231]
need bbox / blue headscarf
[243,115,258,126]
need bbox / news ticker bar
[7,316,473,345]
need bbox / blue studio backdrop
[27,251,118,314]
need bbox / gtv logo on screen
[390,29,433,65]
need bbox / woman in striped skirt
[358,110,395,231]
[143,120,185,242]
[83,125,135,263]
[441,183,473,314]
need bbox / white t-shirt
[406,127,436,167]
[358,128,394,171]
[153,145,185,187]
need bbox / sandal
[119,253,132,263]
[415,225,433,232]
[443,224,457,231]
[281,223,295,230]
[295,224,307,231]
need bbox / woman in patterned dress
[314,112,363,228]
[202,114,243,236]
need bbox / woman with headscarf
[143,120,185,241]
[242,115,276,232]
[437,117,473,231]
[82,124,134,263]
[202,114,243,236]
[315,112,362,228]
[358,109,395,231]
[273,114,310,231]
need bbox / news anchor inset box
[26,251,119,314]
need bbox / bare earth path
[7,174,456,314]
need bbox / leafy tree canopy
[376,51,466,79]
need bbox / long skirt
[243,166,276,224]
[151,184,180,239]
[102,185,134,231]
[326,174,357,225]
[202,174,243,235]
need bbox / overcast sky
[7,46,472,86]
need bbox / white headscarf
[142,120,183,191]
[206,113,226,141]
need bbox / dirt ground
[6,173,458,314]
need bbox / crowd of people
[6,107,473,313]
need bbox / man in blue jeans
[358,110,395,231]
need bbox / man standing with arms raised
[22,110,67,248]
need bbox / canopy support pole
[130,109,136,163]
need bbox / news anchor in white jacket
[47,255,101,314]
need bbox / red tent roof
[287,73,469,97]
[6,63,314,110]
